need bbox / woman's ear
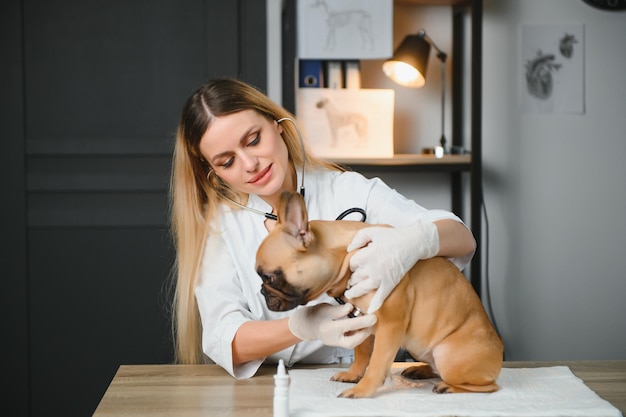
[275,119,284,134]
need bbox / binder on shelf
[299,60,323,88]
[344,61,361,89]
[325,61,343,89]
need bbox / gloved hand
[288,303,377,349]
[344,219,440,314]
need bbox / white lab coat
[195,168,472,378]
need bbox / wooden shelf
[326,153,471,172]
[394,0,472,6]
[328,153,470,165]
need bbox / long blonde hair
[170,78,340,364]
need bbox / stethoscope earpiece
[276,117,306,197]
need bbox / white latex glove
[288,303,377,349]
[344,219,440,314]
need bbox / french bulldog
[256,191,503,398]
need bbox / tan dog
[256,191,503,398]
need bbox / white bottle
[273,359,290,417]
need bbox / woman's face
[199,109,292,200]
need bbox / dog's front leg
[338,322,404,398]
[331,335,374,383]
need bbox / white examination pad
[288,366,622,417]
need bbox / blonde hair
[170,78,341,364]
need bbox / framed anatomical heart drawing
[520,23,584,114]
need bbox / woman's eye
[221,157,234,168]
[247,133,260,147]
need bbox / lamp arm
[417,29,447,63]
[417,29,447,151]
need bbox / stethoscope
[208,117,366,316]
[207,117,367,223]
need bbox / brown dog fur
[256,191,503,398]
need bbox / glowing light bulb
[383,61,425,88]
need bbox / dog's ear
[278,191,313,250]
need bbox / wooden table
[93,360,626,416]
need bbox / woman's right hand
[288,303,377,349]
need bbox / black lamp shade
[383,34,431,88]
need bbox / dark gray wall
[1,1,267,416]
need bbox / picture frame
[296,88,395,159]
[520,23,585,114]
[297,0,393,60]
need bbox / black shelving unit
[282,0,483,297]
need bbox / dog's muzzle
[260,283,305,311]
[257,267,310,311]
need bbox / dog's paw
[433,381,454,394]
[401,363,438,380]
[433,381,470,394]
[338,388,358,398]
[433,380,500,394]
[331,371,362,383]
[338,379,381,398]
[338,386,374,399]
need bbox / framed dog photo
[295,88,395,159]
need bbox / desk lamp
[383,29,448,157]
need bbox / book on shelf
[325,61,343,89]
[299,60,323,88]
[344,61,361,89]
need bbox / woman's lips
[248,164,272,186]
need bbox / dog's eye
[258,267,284,286]
[261,273,275,284]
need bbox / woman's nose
[240,151,259,172]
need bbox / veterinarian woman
[170,78,476,378]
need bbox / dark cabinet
[1,1,267,416]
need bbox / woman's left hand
[344,219,440,313]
